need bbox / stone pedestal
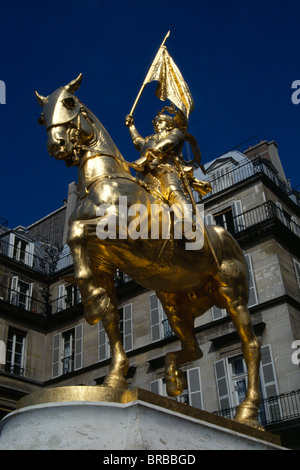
[0,387,283,450]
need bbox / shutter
[293,259,300,289]
[260,344,281,421]
[204,214,215,225]
[150,378,164,396]
[187,367,202,409]
[149,294,162,342]
[0,340,6,365]
[25,283,33,311]
[10,276,19,305]
[212,305,226,321]
[76,286,82,303]
[8,233,15,258]
[98,321,109,360]
[52,333,60,378]
[123,304,133,351]
[291,216,300,236]
[244,253,258,307]
[214,359,231,410]
[232,200,245,232]
[24,242,34,267]
[57,284,66,312]
[74,324,83,370]
[260,345,278,398]
[275,201,286,224]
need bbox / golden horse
[36,74,263,430]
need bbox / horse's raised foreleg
[157,291,205,397]
[67,220,110,324]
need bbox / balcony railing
[231,200,300,238]
[0,238,50,274]
[215,389,300,427]
[195,157,300,207]
[0,284,47,315]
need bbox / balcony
[0,284,47,315]
[195,157,300,207]
[230,200,300,239]
[0,237,50,274]
[215,389,300,428]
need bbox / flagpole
[129,31,170,116]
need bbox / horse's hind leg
[156,291,206,398]
[214,273,263,429]
[101,303,129,390]
[228,302,262,429]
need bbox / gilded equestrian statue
[35,73,263,430]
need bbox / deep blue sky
[1,0,300,229]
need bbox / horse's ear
[35,90,47,107]
[64,73,83,94]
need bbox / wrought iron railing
[231,200,300,237]
[215,389,300,427]
[194,157,300,207]
[4,363,25,376]
[0,238,50,274]
[0,284,47,315]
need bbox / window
[149,293,172,342]
[214,346,280,423]
[8,233,34,267]
[228,356,248,407]
[98,321,110,361]
[150,367,202,409]
[214,207,235,234]
[119,304,133,352]
[211,305,227,321]
[275,201,299,235]
[56,283,81,312]
[62,329,75,374]
[98,303,133,362]
[10,276,33,311]
[244,253,258,307]
[5,329,26,376]
[205,201,245,235]
[52,324,83,378]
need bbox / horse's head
[36,74,94,166]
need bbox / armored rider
[125,110,211,216]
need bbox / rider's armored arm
[125,114,145,152]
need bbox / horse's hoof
[234,416,265,431]
[103,374,128,390]
[166,369,187,397]
[234,402,264,431]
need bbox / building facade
[0,140,299,448]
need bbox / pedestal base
[0,387,283,450]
